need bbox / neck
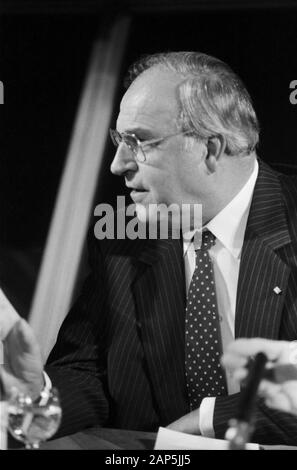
[202,154,256,224]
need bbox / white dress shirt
[183,159,259,437]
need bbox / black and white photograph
[1,0,297,455]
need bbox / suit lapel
[236,161,291,339]
[132,237,189,421]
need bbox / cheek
[144,168,168,191]
[141,160,183,202]
[149,176,175,202]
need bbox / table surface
[41,427,156,450]
[38,427,297,450]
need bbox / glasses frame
[109,128,193,162]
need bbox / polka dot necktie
[185,230,227,410]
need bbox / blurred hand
[222,338,297,415]
[0,288,20,339]
[0,319,44,400]
[167,408,201,435]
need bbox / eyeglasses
[109,128,193,163]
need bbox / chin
[135,203,149,223]
[135,202,180,237]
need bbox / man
[1,51,297,445]
[222,338,297,416]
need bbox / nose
[110,143,138,176]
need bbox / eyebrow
[120,127,157,140]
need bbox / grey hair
[125,51,260,156]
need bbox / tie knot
[201,230,216,251]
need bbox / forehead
[117,67,182,133]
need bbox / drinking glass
[8,387,62,449]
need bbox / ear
[204,135,226,173]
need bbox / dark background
[0,4,297,316]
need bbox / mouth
[130,188,148,202]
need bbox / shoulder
[274,169,297,209]
[258,159,297,204]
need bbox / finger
[258,380,281,397]
[265,391,292,414]
[0,367,27,397]
[282,381,297,396]
[281,382,297,414]
[260,380,297,415]
[7,319,39,355]
[226,338,289,361]
[233,369,248,382]
[279,341,297,364]
[221,352,248,370]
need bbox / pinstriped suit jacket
[46,160,297,445]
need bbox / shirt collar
[183,159,259,259]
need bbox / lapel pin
[273,287,282,295]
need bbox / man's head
[110,51,259,224]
